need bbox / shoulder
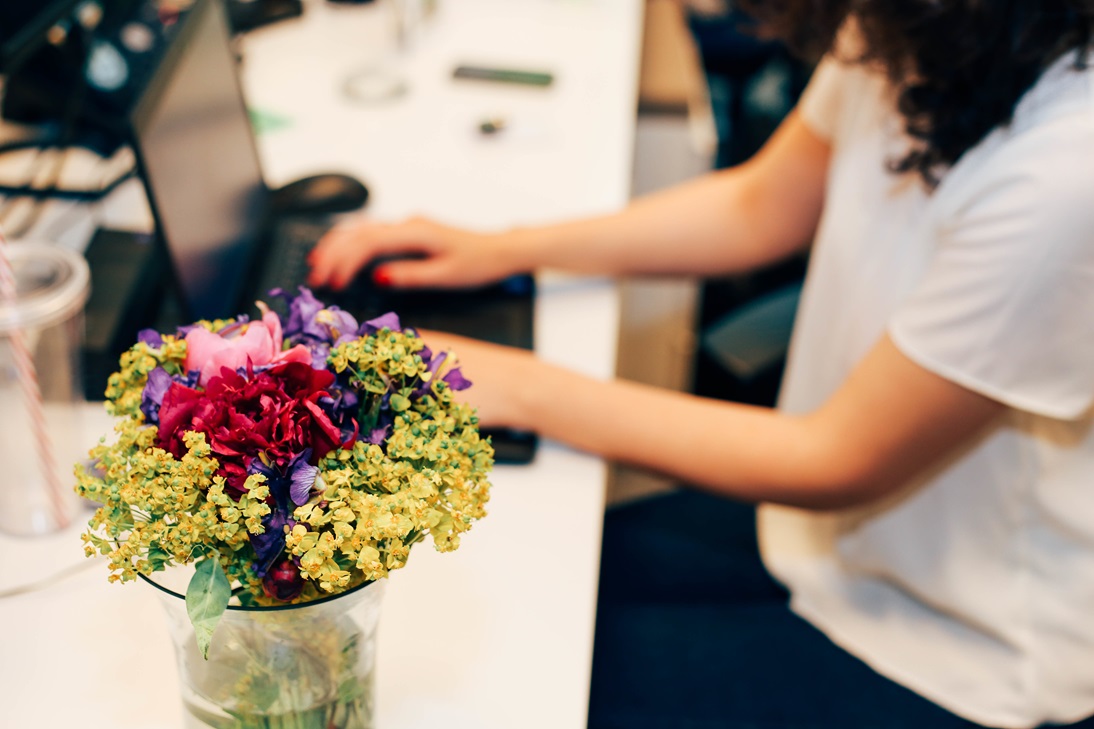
[797,21,890,143]
[936,76,1094,253]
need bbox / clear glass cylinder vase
[143,572,384,729]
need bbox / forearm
[504,360,852,509]
[503,112,829,279]
[504,172,770,277]
[490,335,1006,511]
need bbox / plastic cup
[0,242,91,536]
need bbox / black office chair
[686,9,812,407]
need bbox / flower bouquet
[76,288,494,728]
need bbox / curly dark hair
[739,1,1094,185]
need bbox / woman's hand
[307,216,531,291]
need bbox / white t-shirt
[758,51,1094,728]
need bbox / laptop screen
[130,0,267,321]
[127,0,538,463]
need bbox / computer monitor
[129,0,269,321]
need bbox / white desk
[0,1,642,726]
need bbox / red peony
[156,362,353,497]
[263,559,305,601]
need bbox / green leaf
[389,393,410,412]
[338,676,365,703]
[358,396,381,433]
[113,506,135,531]
[147,545,171,571]
[88,533,113,556]
[185,558,231,660]
[248,676,281,712]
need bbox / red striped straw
[0,227,70,530]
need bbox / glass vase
[143,573,384,729]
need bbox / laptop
[127,0,537,463]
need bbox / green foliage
[186,557,231,659]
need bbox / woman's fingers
[372,257,455,289]
[307,216,518,291]
[308,219,418,289]
[308,220,375,289]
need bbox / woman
[309,2,1094,726]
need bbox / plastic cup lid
[0,242,91,332]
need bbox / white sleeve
[796,56,848,142]
[888,120,1094,420]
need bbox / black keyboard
[256,217,332,301]
[257,217,535,350]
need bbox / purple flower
[287,450,318,507]
[140,367,198,425]
[274,287,358,342]
[319,386,359,418]
[272,287,324,340]
[412,348,472,396]
[275,293,367,366]
[140,368,173,423]
[365,426,390,445]
[443,367,472,391]
[427,350,447,375]
[319,384,360,444]
[246,450,317,576]
[251,511,296,577]
[247,449,318,510]
[413,350,442,397]
[319,308,358,340]
[137,329,163,347]
[358,312,401,335]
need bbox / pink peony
[185,305,310,386]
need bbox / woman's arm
[431,331,1006,510]
[510,110,830,278]
[308,112,830,289]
